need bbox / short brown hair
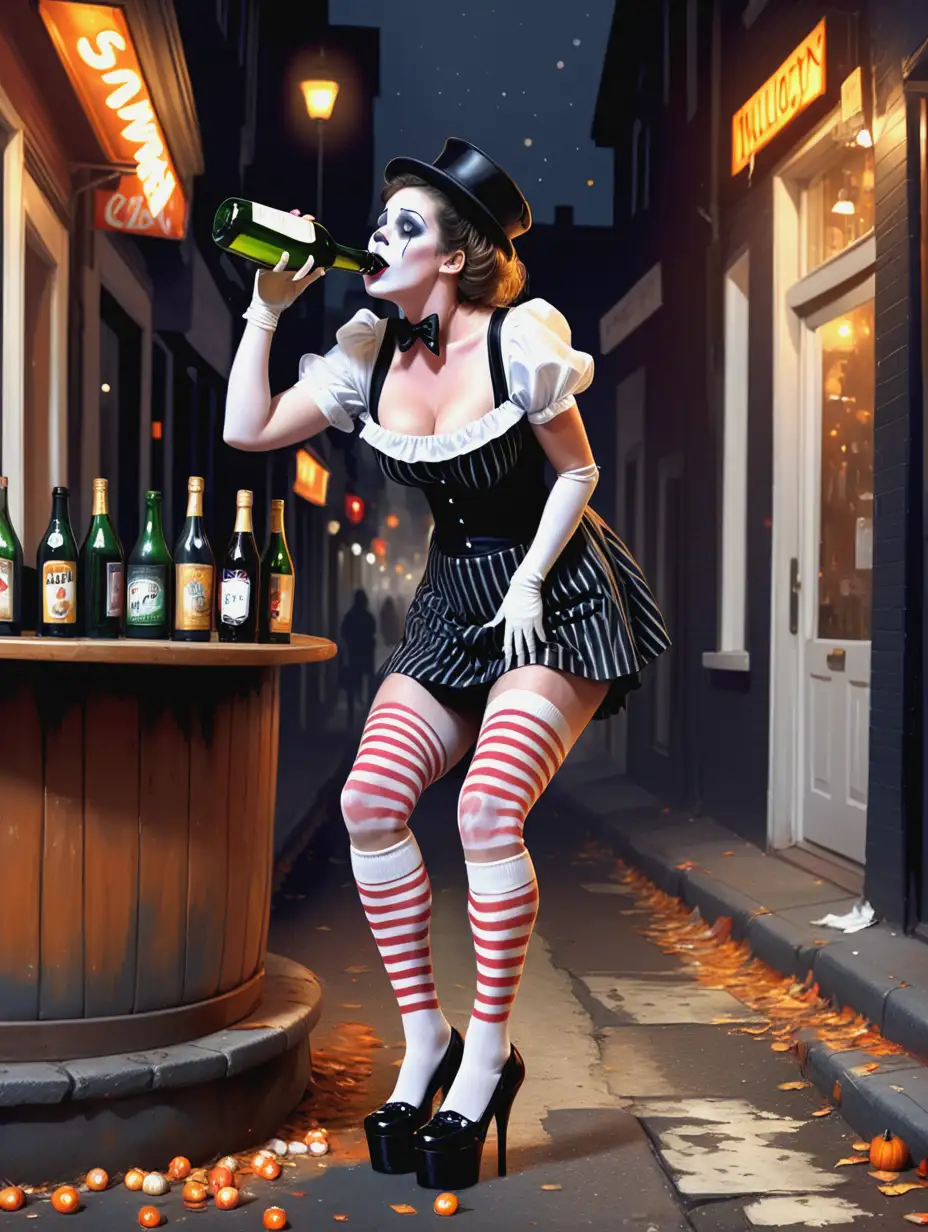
[382,174,526,308]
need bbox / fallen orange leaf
[878,1183,926,1196]
[778,1081,809,1090]
[722,851,735,856]
[540,1184,563,1191]
[771,1042,791,1052]
[852,1142,870,1152]
[835,1157,870,1167]
[849,1062,881,1076]
[832,1081,842,1104]
[903,1216,928,1225]
[345,965,370,974]
[870,1171,901,1182]
[390,1204,417,1214]
[675,860,697,870]
[334,1218,349,1223]
[812,1108,833,1118]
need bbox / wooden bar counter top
[0,632,336,1063]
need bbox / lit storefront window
[805,141,875,271]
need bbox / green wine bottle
[259,498,295,644]
[173,475,215,643]
[219,489,259,643]
[211,198,387,274]
[126,490,172,640]
[37,486,79,638]
[0,476,23,636]
[79,477,125,638]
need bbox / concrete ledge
[552,772,928,1156]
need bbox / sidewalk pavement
[552,747,928,1165]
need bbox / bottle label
[220,569,251,625]
[176,563,214,631]
[251,202,315,246]
[106,562,124,618]
[47,531,64,550]
[126,566,167,626]
[0,558,12,622]
[268,575,294,633]
[42,561,76,624]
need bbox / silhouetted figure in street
[340,588,376,726]
[379,596,401,649]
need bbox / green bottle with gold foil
[0,476,23,636]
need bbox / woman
[224,138,670,1190]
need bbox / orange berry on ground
[215,1186,240,1210]
[50,1186,80,1214]
[181,1180,209,1204]
[434,1192,459,1216]
[263,1207,288,1231]
[209,1166,235,1195]
[0,1187,25,1211]
[138,1207,162,1229]
[85,1168,109,1191]
[168,1155,192,1179]
[257,1156,282,1181]
[125,1169,146,1191]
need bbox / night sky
[329,0,615,227]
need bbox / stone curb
[0,953,322,1108]
[552,770,928,1158]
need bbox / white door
[800,293,874,863]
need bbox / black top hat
[383,138,531,259]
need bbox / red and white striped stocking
[442,689,572,1122]
[343,703,452,1107]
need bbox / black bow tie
[395,314,440,356]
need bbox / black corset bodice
[366,310,550,554]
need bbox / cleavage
[377,340,497,437]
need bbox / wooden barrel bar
[0,634,335,1061]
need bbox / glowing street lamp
[300,77,339,217]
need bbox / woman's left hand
[484,574,547,668]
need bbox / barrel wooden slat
[40,703,85,1019]
[135,700,191,1013]
[184,681,234,1004]
[0,680,43,1019]
[242,671,274,982]
[259,670,282,961]
[219,678,259,993]
[83,690,140,1017]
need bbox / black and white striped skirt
[380,514,671,720]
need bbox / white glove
[242,211,326,333]
[484,462,599,667]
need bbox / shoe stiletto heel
[414,1045,525,1190]
[364,1028,464,1175]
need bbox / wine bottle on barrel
[219,489,259,643]
[37,487,78,638]
[259,498,294,644]
[212,198,387,275]
[79,478,124,638]
[174,476,215,643]
[126,491,172,640]
[0,477,23,636]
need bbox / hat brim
[383,155,517,259]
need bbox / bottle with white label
[79,478,125,638]
[211,198,387,275]
[126,491,172,640]
[219,489,259,643]
[37,487,79,638]
[0,476,23,636]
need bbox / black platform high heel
[413,1045,525,1190]
[364,1027,464,1174]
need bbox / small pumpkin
[256,1156,282,1181]
[85,1168,109,1192]
[0,1187,25,1212]
[138,1207,163,1229]
[434,1191,460,1216]
[869,1129,910,1172]
[263,1208,288,1231]
[125,1169,146,1191]
[215,1186,240,1210]
[168,1155,191,1180]
[50,1186,80,1214]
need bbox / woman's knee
[340,777,410,850]
[457,781,526,861]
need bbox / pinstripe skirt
[380,512,671,721]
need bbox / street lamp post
[299,78,339,217]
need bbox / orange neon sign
[731,18,826,176]
[293,449,330,507]
[94,173,187,239]
[38,1,184,222]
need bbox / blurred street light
[300,77,339,217]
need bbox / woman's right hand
[253,211,326,313]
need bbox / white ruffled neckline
[358,400,524,463]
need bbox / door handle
[789,558,800,635]
[826,648,846,672]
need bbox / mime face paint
[363,186,449,302]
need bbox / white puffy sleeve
[502,299,594,425]
[297,308,381,433]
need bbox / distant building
[592,0,928,929]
